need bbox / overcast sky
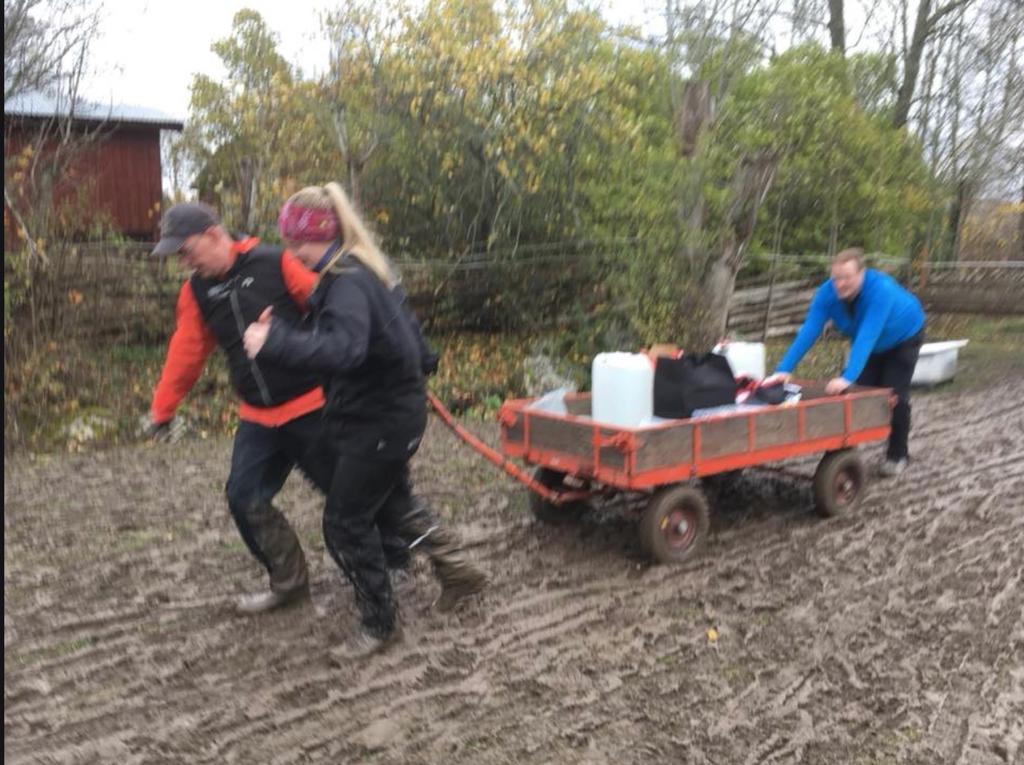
[80,0,662,120]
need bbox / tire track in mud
[192,566,662,762]
[608,383,1024,765]
[913,400,1023,439]
[5,381,1024,764]
[258,580,642,763]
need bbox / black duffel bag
[653,353,738,419]
[748,381,787,405]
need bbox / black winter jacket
[259,255,434,460]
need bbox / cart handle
[426,391,591,506]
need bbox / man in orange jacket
[145,203,406,614]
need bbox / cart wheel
[529,468,588,525]
[813,449,866,518]
[639,485,710,565]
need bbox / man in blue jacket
[766,248,925,477]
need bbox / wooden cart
[490,383,893,563]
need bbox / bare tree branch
[4,0,99,103]
[927,0,975,32]
[829,0,846,53]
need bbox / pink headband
[278,200,340,242]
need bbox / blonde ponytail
[323,182,397,288]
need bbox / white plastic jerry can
[591,352,654,427]
[713,341,766,381]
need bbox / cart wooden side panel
[500,386,893,491]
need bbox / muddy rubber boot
[433,555,488,612]
[878,458,908,478]
[330,622,404,663]
[329,587,403,663]
[422,527,488,612]
[402,498,487,612]
[236,582,310,614]
[235,501,309,614]
[389,568,413,589]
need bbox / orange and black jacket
[150,238,325,427]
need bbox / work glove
[139,415,184,443]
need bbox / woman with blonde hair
[243,182,487,657]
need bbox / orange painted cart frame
[429,383,894,564]
[498,383,891,491]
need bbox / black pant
[322,455,424,637]
[225,412,336,592]
[225,412,410,593]
[856,330,924,461]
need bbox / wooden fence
[727,259,1024,340]
[727,278,819,338]
[18,242,1023,346]
[916,262,1024,315]
[31,240,622,341]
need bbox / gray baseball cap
[152,203,220,256]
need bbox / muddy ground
[5,378,1024,765]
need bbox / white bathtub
[912,340,969,386]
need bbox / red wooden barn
[4,92,184,241]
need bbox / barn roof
[4,91,184,130]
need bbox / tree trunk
[237,156,256,233]
[698,153,777,346]
[945,177,977,260]
[1019,171,1024,259]
[828,0,845,54]
[703,259,738,344]
[674,78,776,347]
[348,156,361,210]
[893,0,933,129]
[893,0,974,129]
[677,80,715,263]
[677,80,714,159]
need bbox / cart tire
[813,449,866,518]
[639,485,710,565]
[529,468,587,525]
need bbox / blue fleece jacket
[777,269,925,382]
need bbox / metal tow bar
[426,391,590,506]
